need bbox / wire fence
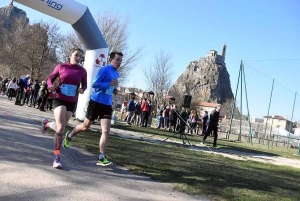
[225,60,300,153]
[221,119,300,149]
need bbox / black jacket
[180,109,187,121]
[170,109,178,119]
[209,109,220,127]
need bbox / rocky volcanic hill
[0,2,28,27]
[169,45,234,105]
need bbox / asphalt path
[0,95,208,201]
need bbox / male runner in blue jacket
[63,51,123,166]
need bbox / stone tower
[222,44,226,63]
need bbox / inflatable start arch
[15,0,109,120]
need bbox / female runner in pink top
[41,48,87,169]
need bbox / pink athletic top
[47,63,87,103]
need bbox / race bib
[105,86,114,95]
[61,84,77,97]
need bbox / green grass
[111,123,300,159]
[59,123,300,201]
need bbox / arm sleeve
[210,111,214,119]
[141,101,146,110]
[210,110,218,122]
[127,100,132,108]
[47,64,61,87]
[92,67,111,89]
[81,69,87,91]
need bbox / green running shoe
[63,131,71,149]
[96,156,112,166]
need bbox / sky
[1,0,300,119]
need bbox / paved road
[0,96,208,201]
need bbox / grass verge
[111,123,300,159]
[60,123,300,201]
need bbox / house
[250,117,264,123]
[293,128,300,136]
[112,86,156,111]
[263,115,294,133]
[199,102,219,116]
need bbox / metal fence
[221,119,300,148]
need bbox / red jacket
[141,100,150,112]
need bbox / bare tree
[58,31,84,63]
[58,12,142,84]
[0,16,28,78]
[0,18,60,80]
[143,50,173,107]
[169,86,184,107]
[221,98,240,119]
[168,76,197,108]
[19,21,61,80]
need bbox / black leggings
[15,88,24,104]
[142,111,150,127]
[7,88,16,100]
[203,125,218,147]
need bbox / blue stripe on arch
[72,8,108,50]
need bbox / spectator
[126,94,136,125]
[202,111,208,135]
[202,105,221,147]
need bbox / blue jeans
[164,117,169,128]
[157,116,163,128]
[127,111,134,124]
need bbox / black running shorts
[52,99,77,112]
[85,100,112,121]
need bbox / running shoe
[53,154,62,169]
[96,156,112,166]
[63,131,71,149]
[40,119,49,134]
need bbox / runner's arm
[47,64,61,87]
[92,67,110,89]
[80,69,87,91]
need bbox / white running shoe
[40,119,49,134]
[53,154,62,169]
[53,161,62,169]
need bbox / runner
[62,51,123,166]
[41,48,87,169]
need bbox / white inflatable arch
[15,0,109,120]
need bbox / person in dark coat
[169,105,178,132]
[15,75,30,105]
[126,94,136,125]
[36,81,48,111]
[29,80,40,107]
[202,105,221,147]
[156,105,165,129]
[202,111,208,135]
[179,107,187,134]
